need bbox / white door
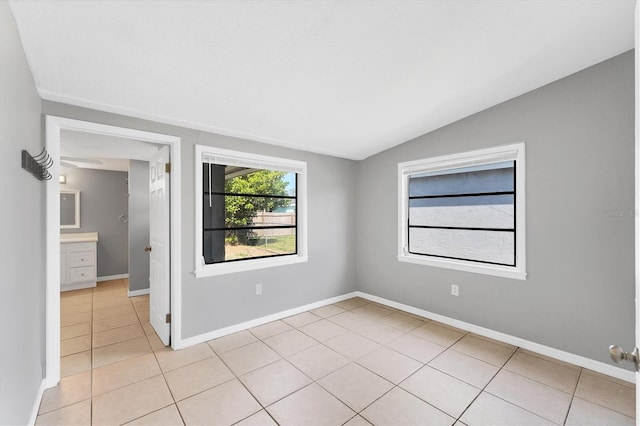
[607,4,638,408]
[635,1,639,413]
[149,146,171,345]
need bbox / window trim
[398,143,526,280]
[195,145,308,277]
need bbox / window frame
[195,145,308,278]
[398,143,526,280]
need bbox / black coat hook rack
[22,148,53,181]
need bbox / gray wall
[61,167,129,277]
[42,102,358,339]
[356,50,635,366]
[0,3,46,424]
[128,160,150,292]
[41,50,634,368]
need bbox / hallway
[38,279,167,424]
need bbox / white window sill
[195,254,308,278]
[397,254,527,281]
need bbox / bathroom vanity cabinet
[60,232,98,292]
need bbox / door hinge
[165,163,171,173]
[165,313,171,324]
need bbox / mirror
[60,190,80,229]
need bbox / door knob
[144,245,152,253]
[608,345,639,371]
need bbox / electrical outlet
[451,284,459,296]
[256,283,263,296]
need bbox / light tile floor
[38,279,636,425]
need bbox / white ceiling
[60,130,159,172]
[10,0,636,160]
[60,157,130,173]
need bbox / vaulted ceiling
[9,0,635,160]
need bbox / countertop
[60,232,99,243]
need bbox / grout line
[580,368,637,389]
[61,293,635,425]
[126,280,181,424]
[320,361,399,420]
[472,352,572,425]
[212,344,273,422]
[500,363,577,398]
[116,278,180,425]
[567,370,635,419]
[311,307,453,422]
[174,403,188,426]
[226,307,384,423]
[571,368,584,395]
[562,368,584,425]
[482,390,563,424]
[63,280,143,424]
[454,346,519,422]
[125,403,180,425]
[262,409,280,425]
[354,331,469,422]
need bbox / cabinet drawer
[68,266,96,283]
[66,242,94,253]
[68,251,95,267]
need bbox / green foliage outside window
[225,170,291,244]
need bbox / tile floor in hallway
[38,279,635,425]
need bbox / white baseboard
[179,292,359,348]
[355,291,635,384]
[128,288,150,297]
[28,380,46,426]
[174,289,634,384]
[97,273,129,282]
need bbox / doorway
[44,116,182,388]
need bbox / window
[195,145,307,277]
[398,143,526,280]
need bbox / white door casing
[635,0,639,413]
[45,116,182,392]
[149,146,171,345]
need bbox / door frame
[44,115,182,388]
[635,0,639,411]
